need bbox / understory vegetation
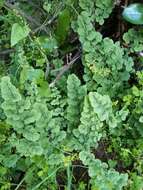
[1,0,143,189]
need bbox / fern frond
[67,74,86,129]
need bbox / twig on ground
[0,49,15,55]
[50,51,81,87]
[34,2,63,34]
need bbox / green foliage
[94,0,115,25]
[75,10,134,97]
[67,74,86,129]
[0,0,4,8]
[73,95,103,150]
[0,76,66,154]
[121,72,143,137]
[55,9,71,44]
[130,173,143,190]
[0,76,66,188]
[11,23,30,46]
[1,0,143,189]
[89,92,113,122]
[37,36,58,54]
[20,64,51,97]
[79,151,128,190]
[123,28,143,52]
[79,0,115,25]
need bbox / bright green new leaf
[37,36,58,53]
[4,154,19,168]
[130,173,143,190]
[43,2,51,13]
[23,129,40,142]
[11,23,30,46]
[38,81,51,97]
[122,3,143,25]
[1,76,21,102]
[20,65,50,97]
[89,92,112,121]
[0,0,4,7]
[139,116,143,123]
[20,65,44,85]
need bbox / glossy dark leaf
[122,3,143,25]
[55,9,71,44]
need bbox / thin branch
[4,2,49,34]
[26,0,47,16]
[50,52,81,87]
[31,167,62,190]
[0,49,15,55]
[34,2,63,34]
[14,177,25,190]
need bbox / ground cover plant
[1,0,143,189]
